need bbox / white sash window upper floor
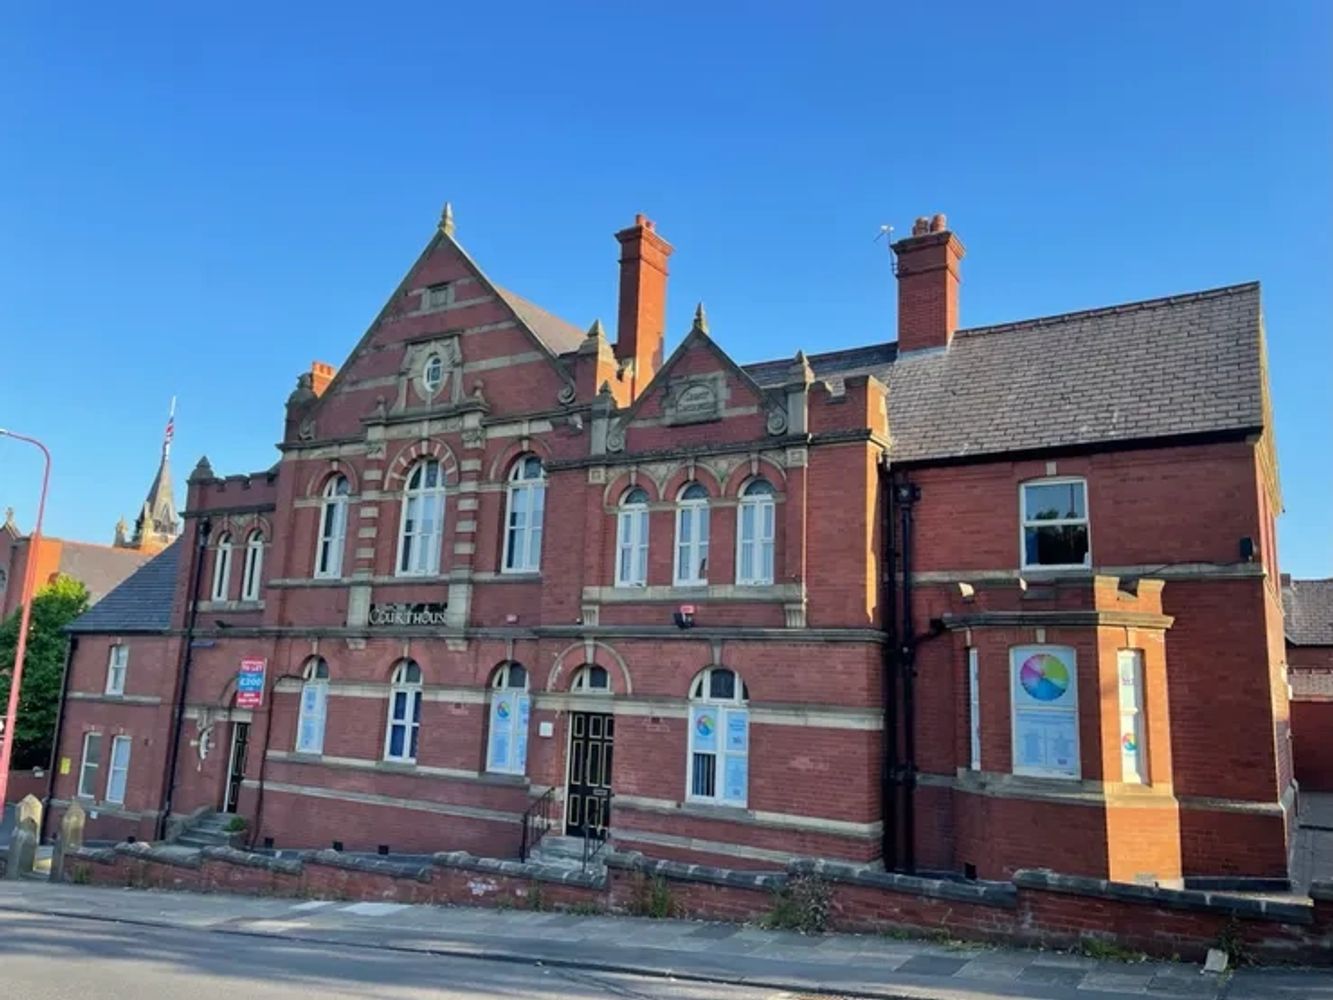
[397,460,446,576]
[615,487,650,588]
[315,475,350,579]
[502,456,545,574]
[674,482,710,586]
[1020,478,1090,570]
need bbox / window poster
[725,709,748,752]
[723,755,748,804]
[489,698,511,769]
[516,695,530,771]
[1010,645,1080,779]
[692,706,718,753]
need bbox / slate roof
[67,541,181,634]
[1283,579,1333,646]
[744,283,1265,463]
[494,285,586,356]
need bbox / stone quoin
[47,207,1293,886]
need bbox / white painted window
[423,354,445,393]
[615,487,650,588]
[315,475,350,578]
[397,460,446,576]
[1010,645,1080,779]
[1118,649,1148,784]
[105,735,132,805]
[570,665,610,694]
[105,645,128,696]
[77,732,102,799]
[241,531,264,601]
[735,478,775,585]
[502,456,545,573]
[486,663,530,775]
[687,667,749,807]
[674,483,710,586]
[211,532,233,601]
[1020,478,1090,569]
[968,647,981,771]
[384,660,423,762]
[296,657,330,755]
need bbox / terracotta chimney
[614,214,674,398]
[891,213,965,353]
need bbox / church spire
[116,399,181,554]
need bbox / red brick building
[1283,577,1333,792]
[47,208,1294,885]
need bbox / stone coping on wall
[1013,869,1315,925]
[433,850,607,888]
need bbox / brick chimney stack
[614,214,674,399]
[891,213,966,353]
[310,361,336,397]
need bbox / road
[0,909,823,1000]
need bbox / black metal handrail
[582,790,612,870]
[519,786,555,862]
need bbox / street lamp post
[0,430,52,808]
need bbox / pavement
[0,881,1329,1000]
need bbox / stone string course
[63,842,1333,966]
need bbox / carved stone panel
[662,371,727,426]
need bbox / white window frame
[241,531,264,602]
[502,456,545,574]
[77,731,102,799]
[1010,645,1080,780]
[615,488,650,588]
[105,735,132,805]
[1118,649,1148,784]
[296,657,330,755]
[735,478,776,586]
[967,647,981,771]
[211,532,233,601]
[674,483,710,586]
[486,663,530,775]
[384,661,423,763]
[105,644,129,696]
[396,460,446,577]
[570,665,611,694]
[315,475,350,578]
[686,667,749,807]
[1019,477,1091,570]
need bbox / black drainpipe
[156,517,211,841]
[895,478,921,874]
[40,634,78,844]
[880,459,899,871]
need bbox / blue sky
[1,3,1329,576]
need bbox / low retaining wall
[64,843,1333,966]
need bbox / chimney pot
[930,213,948,233]
[912,216,931,236]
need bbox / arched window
[241,531,265,602]
[486,663,530,774]
[315,475,350,578]
[211,532,233,601]
[687,667,749,806]
[570,665,610,694]
[296,657,330,754]
[384,660,423,763]
[674,482,710,586]
[615,487,650,588]
[397,459,446,576]
[736,478,776,586]
[502,456,545,573]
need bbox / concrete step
[529,835,585,860]
[176,833,230,848]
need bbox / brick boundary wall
[63,843,1333,966]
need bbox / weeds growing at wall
[629,875,678,919]
[764,875,831,934]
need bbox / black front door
[565,712,613,837]
[224,722,250,813]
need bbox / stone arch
[721,454,788,497]
[487,436,555,483]
[304,462,361,499]
[602,469,662,508]
[546,639,632,694]
[661,462,725,502]
[385,439,459,490]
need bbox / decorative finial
[2,507,14,528]
[692,302,709,335]
[440,201,455,237]
[587,318,606,340]
[792,349,814,385]
[189,455,214,483]
[598,380,614,398]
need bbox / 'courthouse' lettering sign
[368,602,449,627]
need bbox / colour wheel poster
[1011,646,1079,778]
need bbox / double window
[502,457,545,573]
[105,645,128,696]
[241,531,264,601]
[674,483,710,586]
[384,660,423,762]
[1021,478,1090,569]
[296,657,330,755]
[735,479,775,585]
[486,663,530,775]
[397,460,446,576]
[687,668,749,807]
[315,475,350,578]
[211,532,233,601]
[615,488,650,587]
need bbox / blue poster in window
[725,709,748,752]
[692,707,718,753]
[516,695,530,771]
[723,755,748,805]
[489,699,510,770]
